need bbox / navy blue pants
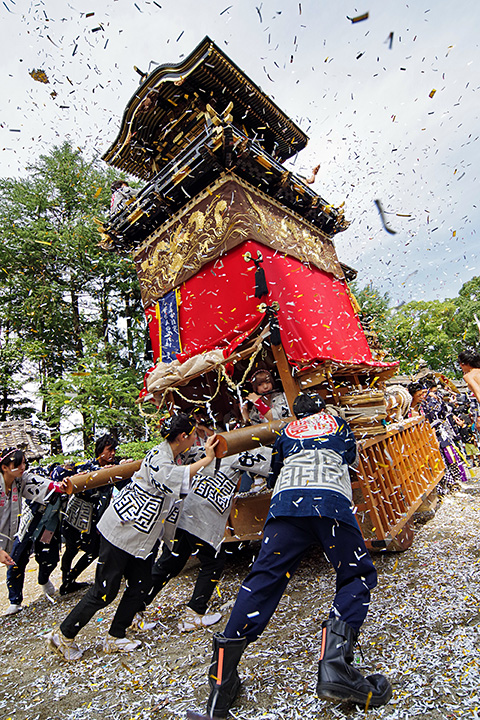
[7,531,60,604]
[224,516,377,642]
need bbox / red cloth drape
[146,240,392,368]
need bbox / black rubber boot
[316,618,392,708]
[206,633,248,718]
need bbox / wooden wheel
[386,520,415,552]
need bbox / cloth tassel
[254,261,268,298]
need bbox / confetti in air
[29,68,49,83]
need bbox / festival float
[98,37,444,551]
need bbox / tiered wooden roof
[103,36,308,178]
[0,420,48,460]
[101,37,349,252]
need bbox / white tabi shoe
[102,635,142,653]
[178,606,223,632]
[5,603,22,616]
[40,579,56,597]
[132,612,157,631]
[46,630,83,661]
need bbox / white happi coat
[176,447,272,552]
[0,471,51,554]
[249,391,290,425]
[97,442,189,559]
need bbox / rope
[146,367,224,411]
[220,342,263,391]
[169,368,223,405]
[141,340,264,413]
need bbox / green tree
[349,281,391,342]
[382,299,461,375]
[42,334,145,449]
[0,336,36,421]
[349,280,476,375]
[0,142,146,450]
[454,276,480,350]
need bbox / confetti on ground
[1,476,479,719]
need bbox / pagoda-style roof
[100,122,349,252]
[103,36,309,180]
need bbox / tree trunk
[81,412,95,452]
[82,427,93,452]
[50,429,63,455]
[70,279,83,357]
[0,387,8,422]
[100,279,111,363]
[124,292,134,365]
[40,357,63,455]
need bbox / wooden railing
[351,415,444,550]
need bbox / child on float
[0,448,69,615]
[241,369,289,425]
[46,413,217,661]
[239,370,289,491]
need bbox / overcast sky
[1,0,479,305]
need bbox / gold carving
[135,191,251,305]
[134,176,343,308]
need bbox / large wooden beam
[271,341,299,414]
[66,460,142,494]
[215,418,291,458]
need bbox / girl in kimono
[241,370,289,425]
[408,382,468,493]
[46,413,217,661]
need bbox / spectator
[54,434,118,596]
[0,448,68,615]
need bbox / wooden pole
[215,418,291,458]
[271,342,299,414]
[66,460,142,494]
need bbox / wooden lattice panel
[351,416,444,550]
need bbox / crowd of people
[1,435,128,615]
[407,362,480,494]
[1,353,479,717]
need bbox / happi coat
[97,441,189,559]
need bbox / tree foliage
[352,277,480,376]
[42,334,146,449]
[0,142,147,449]
[349,281,391,343]
[383,299,461,374]
[455,276,480,348]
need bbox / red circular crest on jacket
[285,413,338,439]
